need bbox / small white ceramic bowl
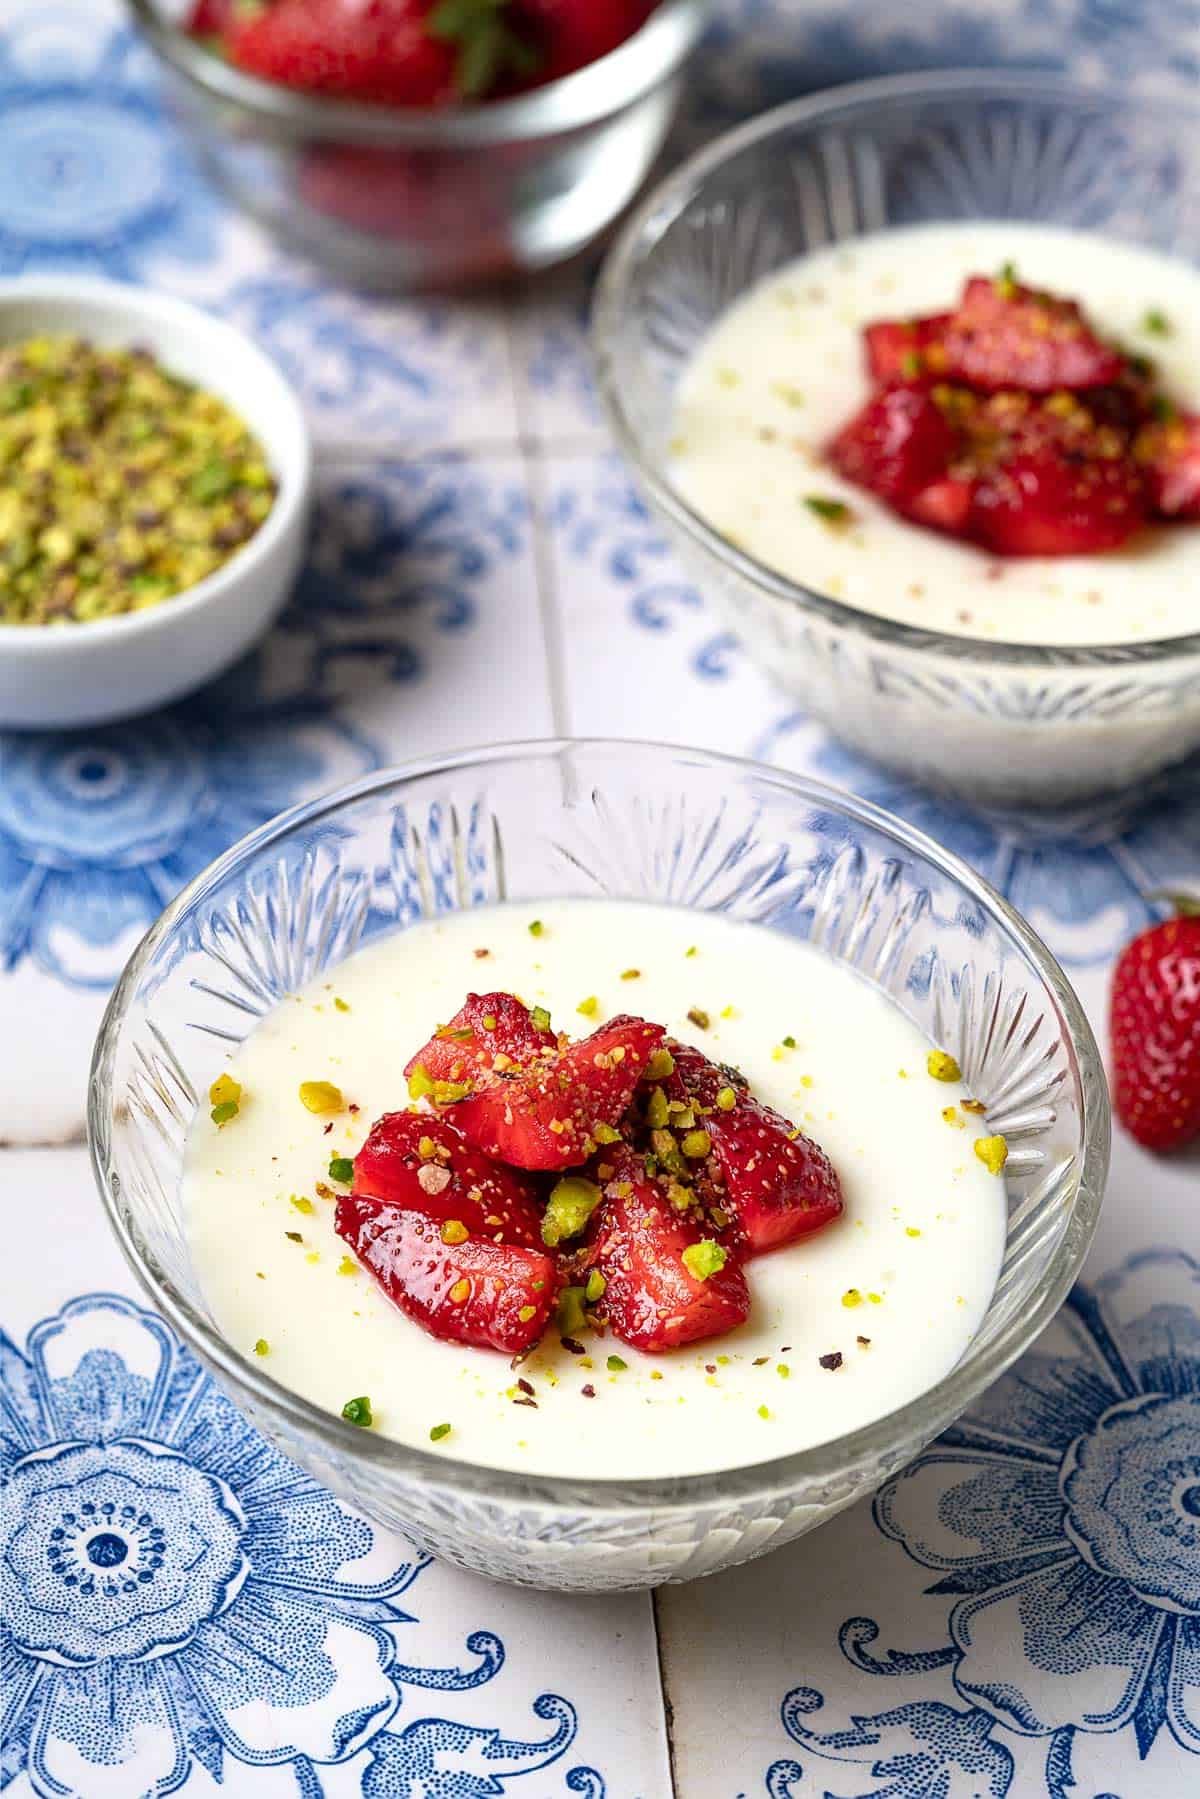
[0,277,311,730]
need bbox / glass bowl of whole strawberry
[595,73,1200,811]
[89,739,1109,1592]
[127,0,709,289]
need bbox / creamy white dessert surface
[670,221,1200,646]
[184,900,1007,1480]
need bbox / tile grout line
[500,314,572,738]
[652,1589,681,1798]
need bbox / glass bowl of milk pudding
[89,740,1108,1592]
[595,73,1200,810]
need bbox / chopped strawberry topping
[940,274,1126,394]
[663,1042,843,1256]
[351,1111,544,1247]
[864,313,952,386]
[584,1148,750,1352]
[404,991,556,1090]
[436,1013,665,1170]
[1135,411,1200,518]
[335,1194,557,1354]
[827,387,960,507]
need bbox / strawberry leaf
[427,0,541,97]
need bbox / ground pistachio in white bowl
[0,277,311,730]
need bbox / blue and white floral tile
[544,454,781,751]
[0,1145,669,1799]
[508,269,609,449]
[0,458,550,1145]
[659,1244,1200,1799]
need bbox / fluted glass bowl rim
[125,0,709,148]
[89,737,1109,1515]
[593,68,1200,669]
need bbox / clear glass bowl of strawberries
[127,0,708,288]
[595,73,1200,811]
[89,739,1107,1591]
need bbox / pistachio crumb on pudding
[671,221,1200,646]
[185,901,1007,1481]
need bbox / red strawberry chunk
[1110,912,1200,1152]
[827,388,960,507]
[665,1042,843,1256]
[970,445,1144,556]
[351,1111,544,1247]
[903,476,973,535]
[438,1013,665,1170]
[941,274,1126,394]
[1135,412,1200,518]
[585,1148,750,1352]
[335,1195,557,1354]
[864,313,952,386]
[405,992,556,1091]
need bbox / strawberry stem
[426,0,541,98]
[1145,889,1200,919]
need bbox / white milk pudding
[184,901,1008,1480]
[671,221,1200,646]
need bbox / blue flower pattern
[765,1251,1200,1798]
[1,1294,602,1799]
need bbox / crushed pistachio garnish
[0,335,277,625]
[585,1270,607,1303]
[576,995,599,1018]
[253,1338,269,1356]
[528,919,544,937]
[962,1097,986,1114]
[975,1134,1009,1175]
[781,1034,797,1049]
[541,1175,602,1246]
[906,1226,922,1238]
[556,1286,589,1338]
[299,1080,343,1114]
[804,495,853,526]
[517,1304,537,1323]
[440,1218,469,1246]
[1143,308,1171,336]
[621,968,640,981]
[687,1007,711,1030]
[942,1106,965,1129]
[284,1230,303,1243]
[449,1278,471,1304]
[328,1155,354,1183]
[681,1239,727,1281]
[646,1047,676,1081]
[209,1072,242,1127]
[926,1050,961,1083]
[715,1086,737,1112]
[777,1363,790,1378]
[757,1404,771,1420]
[337,1255,358,1276]
[334,997,350,1012]
[290,1195,314,1215]
[841,1287,863,1308]
[606,1354,628,1373]
[996,260,1019,299]
[429,1421,452,1442]
[530,1004,552,1033]
[593,1122,621,1145]
[681,1129,712,1160]
[645,1086,670,1130]
[341,1396,372,1427]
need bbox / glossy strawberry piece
[941,274,1126,394]
[513,0,654,84]
[335,1194,557,1353]
[228,0,460,105]
[585,1149,750,1352]
[1110,906,1200,1152]
[447,1014,665,1170]
[827,387,960,507]
[1135,412,1200,518]
[665,1042,843,1256]
[903,475,973,535]
[351,1111,544,1247]
[864,313,952,386]
[969,440,1146,556]
[404,992,557,1091]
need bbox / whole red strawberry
[1110,898,1200,1151]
